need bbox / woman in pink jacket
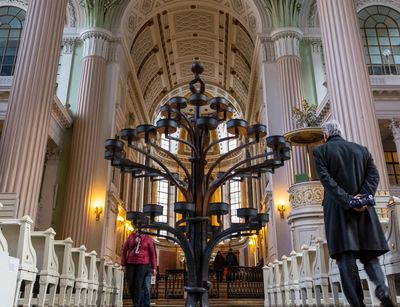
[121,230,156,307]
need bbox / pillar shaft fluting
[317,0,389,191]
[0,0,67,218]
[61,29,111,245]
[273,28,308,179]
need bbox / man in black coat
[313,120,394,307]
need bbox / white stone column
[56,37,77,104]
[390,119,400,164]
[0,0,67,218]
[310,40,327,105]
[271,27,308,181]
[317,0,389,192]
[61,28,111,246]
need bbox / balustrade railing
[263,197,400,306]
[0,214,123,307]
[227,266,264,298]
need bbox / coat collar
[326,135,344,143]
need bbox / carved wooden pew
[71,245,89,306]
[110,264,124,307]
[383,196,400,305]
[272,259,283,306]
[299,244,316,306]
[30,228,60,306]
[54,237,75,306]
[0,216,37,307]
[85,250,99,306]
[312,238,332,306]
[104,260,115,305]
[280,255,291,306]
[329,259,349,306]
[288,251,302,306]
[97,258,110,306]
[263,264,273,307]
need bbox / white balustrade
[272,259,283,306]
[30,227,60,306]
[54,237,75,306]
[280,255,291,306]
[299,245,316,306]
[263,264,272,307]
[0,214,123,307]
[97,258,110,306]
[71,245,89,306]
[0,215,37,306]
[104,261,115,305]
[312,238,331,306]
[110,264,123,307]
[85,250,99,306]
[383,196,400,304]
[288,251,302,306]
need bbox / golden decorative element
[292,99,319,128]
[288,181,324,209]
[284,127,324,146]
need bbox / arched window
[217,122,237,153]
[229,179,241,223]
[156,179,169,223]
[160,129,178,153]
[0,6,25,76]
[358,6,400,75]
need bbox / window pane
[0,7,24,76]
[389,28,399,36]
[379,37,390,45]
[371,55,382,64]
[369,47,380,55]
[367,36,378,45]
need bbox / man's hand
[152,269,157,276]
[353,205,368,212]
[352,194,368,212]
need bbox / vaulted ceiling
[121,0,262,119]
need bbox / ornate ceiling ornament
[67,0,77,27]
[262,0,302,27]
[79,0,122,28]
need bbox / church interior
[0,0,400,306]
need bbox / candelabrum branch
[205,140,257,184]
[128,143,191,200]
[203,136,238,155]
[166,135,200,158]
[169,107,196,141]
[149,141,191,181]
[203,157,278,215]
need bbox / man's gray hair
[321,120,343,137]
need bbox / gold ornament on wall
[292,99,319,128]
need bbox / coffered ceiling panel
[127,0,258,118]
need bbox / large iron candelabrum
[105,63,290,306]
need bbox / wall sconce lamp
[94,201,104,221]
[277,202,286,219]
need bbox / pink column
[61,29,111,246]
[0,0,67,218]
[272,28,308,180]
[317,0,389,192]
